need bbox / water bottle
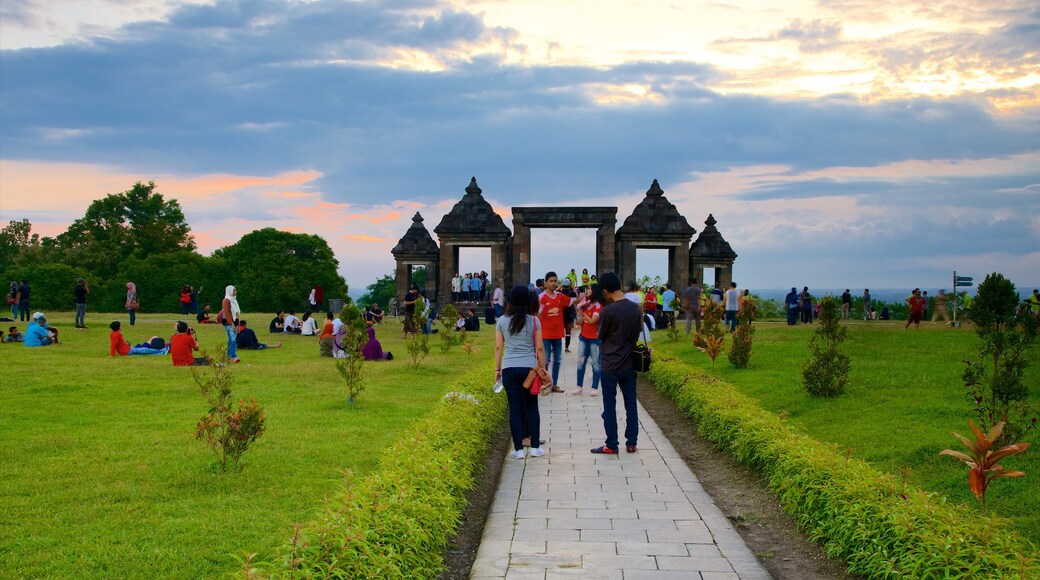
[493,379,504,393]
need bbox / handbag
[6,296,15,305]
[630,326,651,373]
[128,300,139,310]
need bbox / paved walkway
[471,345,770,579]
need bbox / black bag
[630,327,651,372]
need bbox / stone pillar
[617,240,637,285]
[438,243,456,306]
[395,260,411,299]
[691,264,704,286]
[596,221,616,277]
[718,266,733,289]
[424,260,438,299]
[512,217,531,287]
[491,241,511,292]
[669,244,690,291]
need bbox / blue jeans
[19,300,30,321]
[600,367,638,450]
[75,303,87,327]
[542,338,562,385]
[225,323,238,360]
[576,335,600,389]
[494,304,503,318]
[11,301,18,319]
[502,367,540,451]
[128,308,136,326]
[725,310,737,332]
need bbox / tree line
[1,182,348,313]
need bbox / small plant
[335,302,367,404]
[939,420,1030,509]
[406,297,430,367]
[693,299,725,349]
[802,296,850,397]
[964,272,1039,444]
[702,335,725,370]
[193,348,266,472]
[728,295,756,368]
[461,337,479,356]
[438,303,461,353]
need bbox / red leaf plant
[939,420,1029,506]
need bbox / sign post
[951,271,974,327]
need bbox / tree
[803,297,851,397]
[359,274,396,309]
[214,228,347,312]
[55,181,194,279]
[0,219,34,269]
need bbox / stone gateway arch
[391,178,736,305]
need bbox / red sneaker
[590,446,618,454]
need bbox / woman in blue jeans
[494,285,547,459]
[573,283,604,396]
[221,285,241,363]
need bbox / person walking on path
[74,278,89,329]
[682,277,702,333]
[17,280,31,322]
[573,283,604,396]
[591,272,642,455]
[538,271,572,392]
[125,282,139,326]
[840,289,851,320]
[494,285,547,459]
[723,282,739,332]
[221,285,241,363]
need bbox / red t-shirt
[109,330,130,356]
[538,291,570,339]
[643,293,658,312]
[909,295,925,314]
[169,333,198,366]
[580,302,603,340]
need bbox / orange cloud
[342,234,386,242]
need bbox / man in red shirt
[538,271,573,392]
[170,321,209,366]
[906,288,925,330]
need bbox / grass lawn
[0,312,495,578]
[653,319,1040,545]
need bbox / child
[109,320,130,356]
[6,326,24,342]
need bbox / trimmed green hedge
[649,355,1039,579]
[253,362,505,578]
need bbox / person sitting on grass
[170,321,209,366]
[300,311,319,336]
[361,325,393,361]
[24,315,55,347]
[236,320,281,350]
[318,311,335,357]
[109,320,130,356]
[6,325,23,342]
[370,303,384,324]
[283,311,302,334]
[269,311,285,333]
[464,308,481,331]
[196,304,213,324]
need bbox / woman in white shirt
[300,311,319,336]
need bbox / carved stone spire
[465,177,482,196]
[646,179,664,197]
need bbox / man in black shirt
[269,311,285,333]
[591,272,642,455]
[18,280,31,322]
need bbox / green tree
[108,251,226,313]
[55,181,194,279]
[359,274,396,309]
[214,228,347,313]
[803,297,851,397]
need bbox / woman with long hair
[574,283,605,396]
[494,285,547,459]
[125,282,138,326]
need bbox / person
[880,305,890,320]
[592,272,642,455]
[299,311,319,336]
[237,320,281,350]
[560,277,578,352]
[24,314,55,347]
[190,285,202,315]
[283,311,302,334]
[784,287,799,326]
[863,289,873,320]
[70,277,89,329]
[369,303,384,325]
[624,283,653,341]
[710,286,724,304]
[581,268,590,286]
[534,278,544,295]
[932,290,952,323]
[492,282,504,319]
[566,268,578,289]
[179,285,193,315]
[6,325,24,342]
[197,304,213,324]
[724,282,739,332]
[361,326,393,361]
[402,285,419,339]
[906,288,925,330]
[799,286,813,324]
[17,280,31,322]
[9,281,19,319]
[170,321,208,366]
[451,273,461,303]
[315,284,325,312]
[574,283,604,396]
[464,308,480,331]
[220,285,241,363]
[269,311,285,333]
[494,285,547,459]
[423,296,438,334]
[538,271,572,392]
[319,311,335,357]
[1027,289,1040,316]
[682,277,702,333]
[308,285,318,312]
[643,286,658,324]
[109,320,131,356]
[125,282,139,326]
[660,285,676,329]
[840,289,851,320]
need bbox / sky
[1,0,1038,295]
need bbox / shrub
[406,297,431,367]
[727,295,756,369]
[257,362,507,578]
[965,273,1039,444]
[649,356,1039,578]
[940,420,1030,510]
[803,296,850,397]
[193,348,266,472]
[438,303,462,353]
[693,299,725,349]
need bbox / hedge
[648,355,1038,579]
[248,362,505,578]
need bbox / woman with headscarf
[125,282,139,326]
[361,326,393,361]
[221,285,241,363]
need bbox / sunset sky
[2,0,1038,294]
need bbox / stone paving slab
[470,349,771,579]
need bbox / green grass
[0,312,494,578]
[654,319,1040,544]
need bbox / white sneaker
[572,387,583,395]
[509,449,526,459]
[529,448,545,457]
